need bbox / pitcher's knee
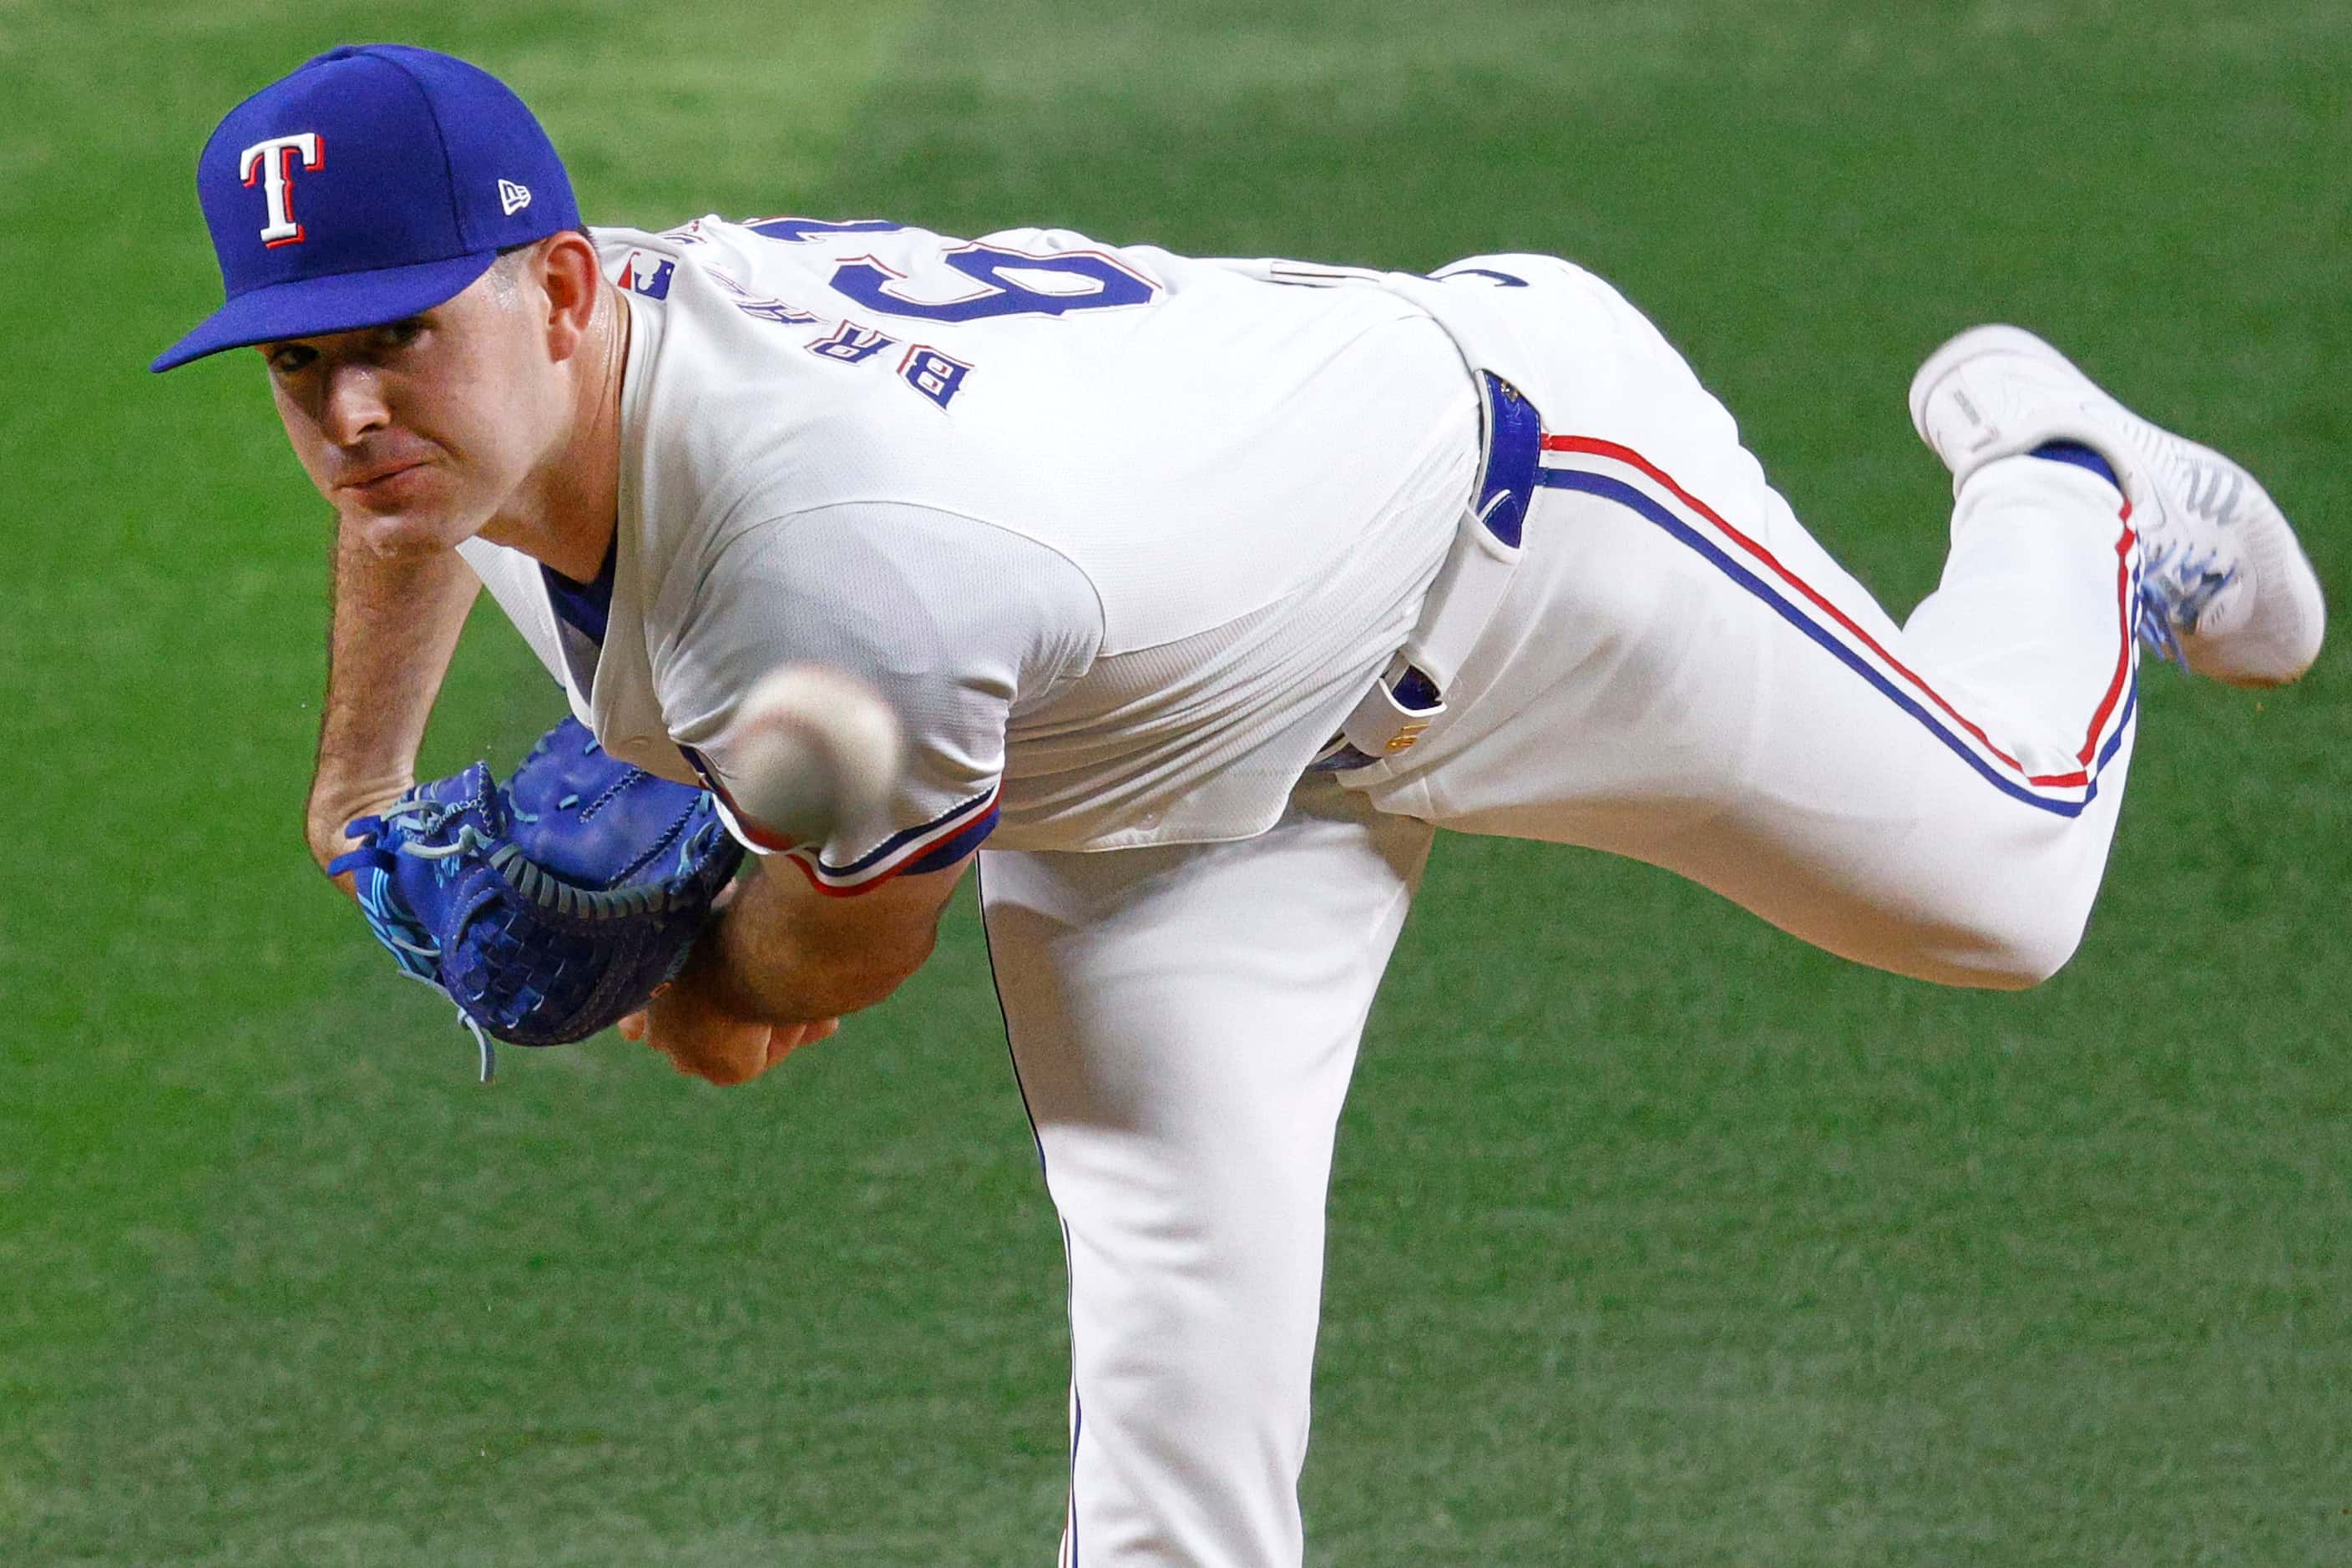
[1084,1273,1318,1432]
[1935,890,2092,989]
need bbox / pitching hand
[618,978,839,1085]
[618,878,838,1085]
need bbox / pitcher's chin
[348,493,478,559]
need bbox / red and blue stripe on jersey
[682,741,999,896]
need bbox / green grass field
[3,1,2347,1562]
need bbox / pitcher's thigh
[1374,482,2134,989]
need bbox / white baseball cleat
[1909,323,2325,686]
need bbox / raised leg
[1355,266,2143,988]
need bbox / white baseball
[728,665,905,847]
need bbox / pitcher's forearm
[690,857,967,1025]
[307,525,482,883]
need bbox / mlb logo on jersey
[619,251,674,300]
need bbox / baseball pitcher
[156,46,2324,1568]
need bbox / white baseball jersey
[462,215,1478,890]
[458,227,2161,1565]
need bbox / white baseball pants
[978,279,2140,1564]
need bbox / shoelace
[2134,584,2188,673]
[2134,536,2239,674]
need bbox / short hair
[495,224,595,260]
[488,225,597,300]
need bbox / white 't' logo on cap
[240,133,325,247]
[498,179,532,217]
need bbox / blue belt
[1313,369,1542,771]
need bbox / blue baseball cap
[152,44,581,372]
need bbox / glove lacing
[338,799,503,1083]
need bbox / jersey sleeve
[661,502,1100,893]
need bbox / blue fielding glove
[329,717,745,1079]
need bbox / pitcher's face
[262,258,569,557]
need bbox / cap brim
[149,250,501,372]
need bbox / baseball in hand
[728,665,905,847]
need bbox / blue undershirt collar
[541,534,618,646]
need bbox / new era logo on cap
[498,178,531,216]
